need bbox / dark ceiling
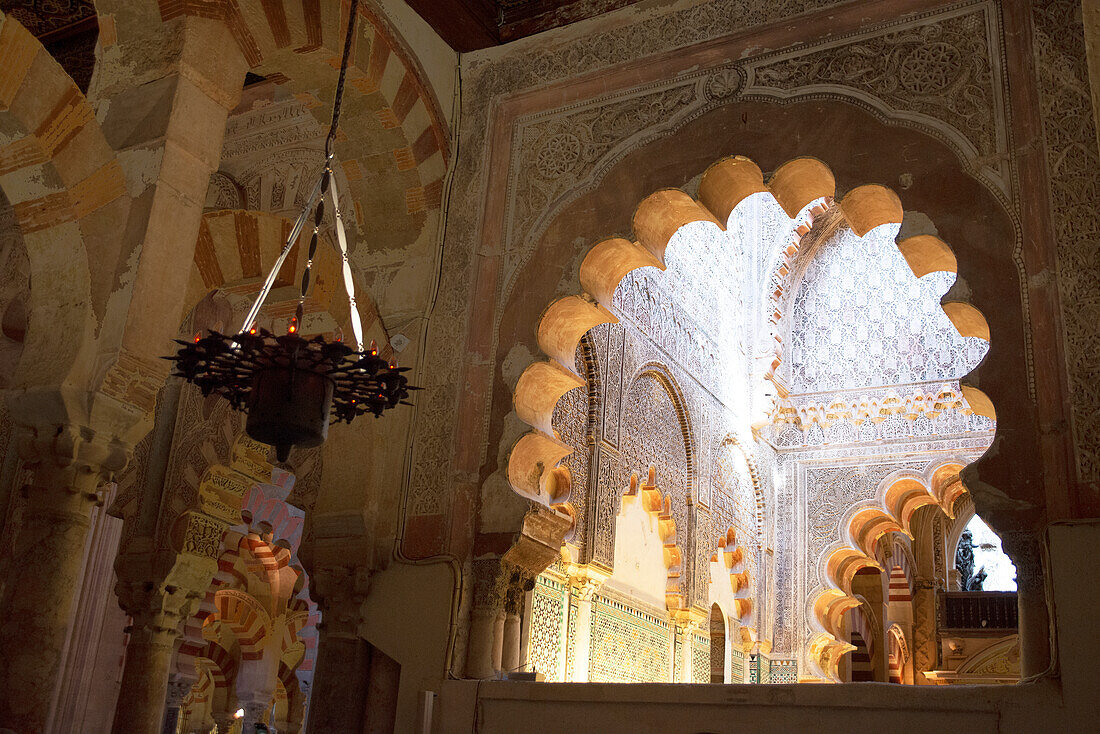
[0,0,98,91]
[406,0,648,52]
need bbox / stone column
[1002,530,1051,678]
[0,431,124,732]
[112,554,215,734]
[241,699,270,734]
[502,609,523,676]
[466,605,500,679]
[491,612,506,677]
[465,559,505,679]
[46,482,125,734]
[565,576,605,682]
[306,566,371,734]
[213,710,237,734]
[910,576,938,684]
[501,568,536,676]
[113,605,184,733]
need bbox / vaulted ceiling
[406,0,648,51]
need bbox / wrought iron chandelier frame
[168,0,416,461]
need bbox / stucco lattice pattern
[786,226,986,394]
[621,371,692,578]
[589,597,671,683]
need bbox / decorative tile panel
[528,575,566,681]
[589,596,671,683]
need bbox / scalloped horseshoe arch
[811,461,969,680]
[711,526,753,622]
[507,155,994,521]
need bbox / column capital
[114,553,216,644]
[567,564,609,602]
[482,560,536,615]
[1000,529,1045,593]
[213,712,237,733]
[310,565,371,639]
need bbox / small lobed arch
[620,466,687,612]
[811,462,975,679]
[626,364,697,498]
[506,154,994,516]
[715,435,766,542]
[710,526,753,621]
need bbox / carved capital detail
[1000,530,1044,593]
[310,565,371,639]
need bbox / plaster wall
[607,494,670,611]
[360,561,458,734]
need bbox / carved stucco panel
[747,3,1008,192]
[409,0,1030,536]
[1031,0,1100,483]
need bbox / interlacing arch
[211,588,273,659]
[812,460,970,680]
[507,154,994,531]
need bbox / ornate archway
[506,154,994,683]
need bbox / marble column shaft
[1003,530,1052,678]
[465,606,500,679]
[0,460,104,732]
[111,608,182,734]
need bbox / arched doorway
[710,603,726,683]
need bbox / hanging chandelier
[168,0,416,462]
